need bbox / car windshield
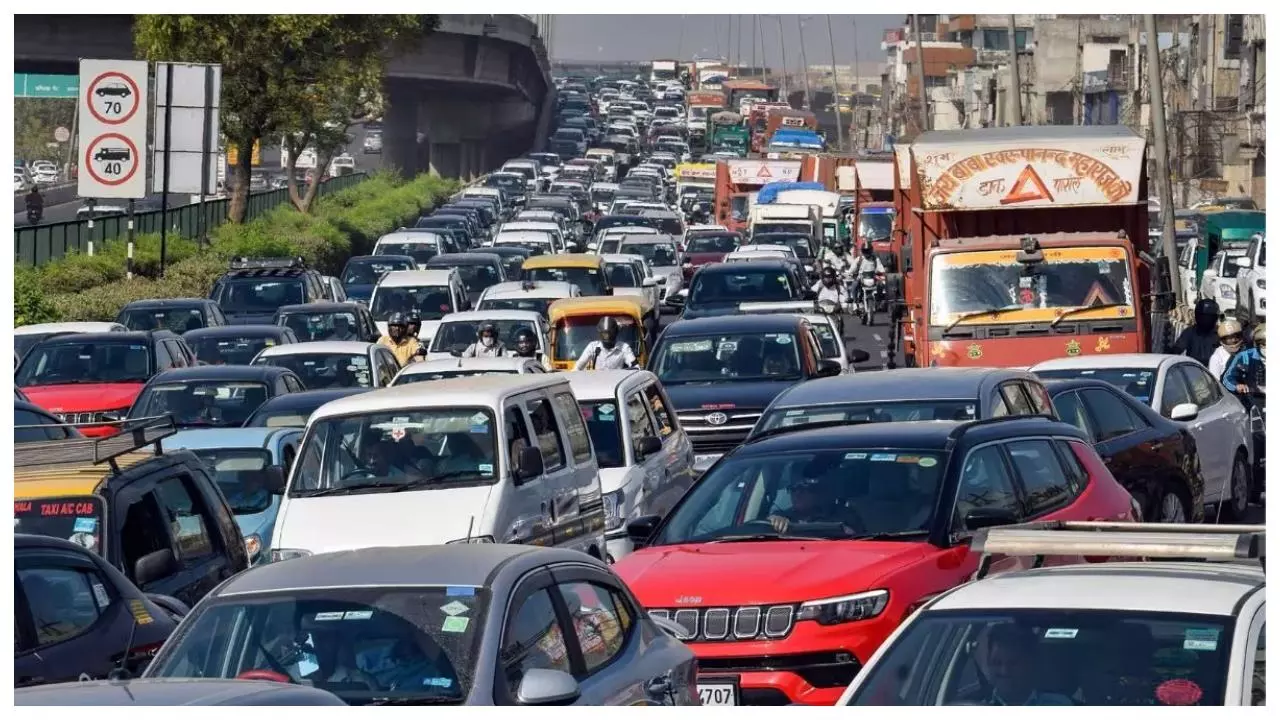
[618,242,677,266]
[14,333,60,360]
[653,447,945,544]
[526,266,606,296]
[1035,367,1157,406]
[431,319,538,352]
[280,311,362,342]
[496,239,550,256]
[370,286,454,322]
[1218,254,1247,279]
[16,341,151,386]
[689,269,797,306]
[653,332,802,384]
[605,262,641,288]
[190,448,275,516]
[592,188,616,204]
[757,399,978,435]
[119,307,207,333]
[189,335,279,366]
[345,259,415,285]
[485,175,524,193]
[729,195,749,222]
[596,216,657,233]
[433,263,501,294]
[858,212,895,241]
[132,380,271,428]
[258,353,372,390]
[216,278,306,312]
[554,316,638,361]
[848,610,1232,706]
[579,400,624,468]
[931,247,1136,326]
[145,585,487,705]
[14,496,106,553]
[687,234,741,254]
[245,398,352,429]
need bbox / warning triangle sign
[1000,164,1054,205]
[1081,282,1114,307]
[757,165,773,178]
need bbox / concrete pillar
[383,83,420,178]
[429,142,462,179]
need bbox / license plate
[694,453,722,466]
[697,681,738,706]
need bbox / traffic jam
[13,61,1266,707]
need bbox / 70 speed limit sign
[78,59,149,199]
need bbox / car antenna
[108,614,141,681]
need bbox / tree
[135,15,429,222]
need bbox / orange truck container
[713,158,803,233]
[888,125,1153,369]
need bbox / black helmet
[387,312,407,327]
[1194,298,1220,330]
[513,327,537,355]
[598,316,620,347]
[408,309,422,324]
[861,243,873,256]
[820,266,837,283]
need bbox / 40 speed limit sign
[78,59,149,199]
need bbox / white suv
[1235,233,1266,322]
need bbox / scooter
[858,274,878,326]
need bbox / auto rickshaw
[547,296,652,371]
[521,253,614,297]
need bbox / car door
[1074,387,1169,502]
[951,443,1029,575]
[501,400,555,546]
[149,472,233,605]
[640,381,695,516]
[547,389,603,555]
[493,569,578,705]
[1174,361,1243,503]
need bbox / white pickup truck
[1235,233,1266,322]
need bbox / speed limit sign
[77,59,148,199]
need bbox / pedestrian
[1171,299,1221,367]
[573,317,638,370]
[1209,318,1246,381]
[377,313,422,366]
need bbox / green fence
[15,173,369,267]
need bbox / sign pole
[65,100,79,178]
[198,65,215,247]
[159,64,174,277]
[126,199,136,279]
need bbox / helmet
[598,316,620,348]
[1253,323,1266,345]
[820,266,837,283]
[387,312,407,327]
[861,243,873,256]
[1218,318,1245,352]
[1194,298,1220,329]
[478,322,498,338]
[408,310,422,324]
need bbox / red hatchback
[614,417,1138,706]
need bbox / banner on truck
[727,159,801,186]
[675,163,716,182]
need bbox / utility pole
[1074,18,1083,125]
[1145,14,1184,308]
[752,15,758,78]
[911,14,929,131]
[797,16,813,110]
[737,16,743,73]
[758,17,770,85]
[727,16,734,69]
[1007,15,1023,125]
[827,15,845,151]
[776,17,790,99]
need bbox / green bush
[16,267,59,326]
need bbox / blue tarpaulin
[768,128,825,149]
[756,181,825,204]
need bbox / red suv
[615,417,1138,706]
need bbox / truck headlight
[270,548,312,562]
[603,489,626,530]
[796,589,889,625]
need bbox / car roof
[618,236,677,246]
[929,562,1264,616]
[182,325,294,340]
[1032,353,1179,372]
[401,356,535,375]
[311,374,570,420]
[216,544,595,596]
[482,280,576,296]
[121,297,209,308]
[662,313,804,336]
[523,253,604,269]
[166,427,295,451]
[374,269,456,287]
[376,231,443,244]
[256,340,375,357]
[565,369,655,401]
[697,259,793,274]
[274,302,364,314]
[147,365,295,382]
[437,310,543,323]
[770,368,1034,408]
[737,416,1080,458]
[601,253,646,264]
[251,388,369,413]
[14,321,126,335]
[28,331,165,345]
[427,253,502,266]
[1041,377,1137,394]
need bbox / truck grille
[649,604,795,642]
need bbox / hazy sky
[550,15,902,71]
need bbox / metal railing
[15,173,370,267]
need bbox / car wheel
[1139,483,1189,523]
[1226,452,1251,520]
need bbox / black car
[182,325,299,366]
[442,201,496,228]
[425,252,506,305]
[647,314,841,472]
[15,400,84,444]
[594,214,661,237]
[482,245,535,280]
[680,260,812,320]
[17,679,347,705]
[1043,378,1207,523]
[414,215,477,248]
[484,172,528,204]
[339,254,417,304]
[116,298,229,334]
[433,207,486,238]
[15,534,182,687]
[126,365,305,429]
[272,302,379,343]
[750,233,819,275]
[209,257,328,325]
[242,387,371,428]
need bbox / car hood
[275,484,496,552]
[662,379,795,412]
[616,541,936,606]
[613,287,647,299]
[23,383,145,413]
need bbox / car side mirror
[1235,257,1252,268]
[963,507,1018,531]
[665,293,685,308]
[134,548,179,587]
[1169,402,1199,421]
[817,359,843,377]
[626,514,662,547]
[516,668,581,705]
[642,276,658,287]
[654,276,667,285]
[450,343,468,358]
[514,445,545,483]
[635,435,662,459]
[264,465,287,495]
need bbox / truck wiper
[942,306,1025,335]
[1048,303,1130,329]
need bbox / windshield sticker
[775,335,792,345]
[896,455,921,464]
[315,611,346,621]
[917,457,938,468]
[845,452,868,460]
[73,517,98,533]
[870,453,897,462]
[1156,678,1204,706]
[470,412,489,425]
[389,428,407,442]
[777,276,787,283]
[598,403,616,415]
[128,600,154,625]
[440,601,470,617]
[447,586,476,597]
[786,409,805,416]
[92,582,111,608]
[669,340,713,353]
[1183,628,1220,651]
[423,677,454,689]
[1044,627,1078,639]
[442,616,470,633]
[70,532,97,550]
[343,610,373,620]
[470,424,490,434]
[264,339,276,346]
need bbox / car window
[376,354,396,387]
[1050,391,1095,438]
[501,589,572,696]
[14,409,72,443]
[1023,381,1054,416]
[990,390,1010,417]
[1080,388,1140,442]
[154,340,174,370]
[625,392,658,453]
[1159,368,1196,416]
[954,445,1021,527]
[18,563,111,648]
[1005,440,1072,516]
[999,382,1035,415]
[642,384,676,438]
[1054,439,1091,495]
[552,391,594,465]
[1252,622,1266,706]
[168,340,192,368]
[504,406,535,471]
[555,581,633,677]
[154,476,215,560]
[526,398,566,472]
[1178,363,1222,407]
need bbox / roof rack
[230,256,306,270]
[972,521,1266,579]
[14,415,178,472]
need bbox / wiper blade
[1048,303,1129,329]
[708,533,829,543]
[849,530,931,541]
[388,470,485,491]
[291,481,404,498]
[942,306,1025,334]
[366,697,462,706]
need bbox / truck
[772,186,845,247]
[695,64,730,90]
[686,91,727,152]
[707,112,749,157]
[756,108,818,153]
[713,158,802,233]
[889,125,1153,369]
[748,201,822,250]
[722,79,781,116]
[650,59,680,84]
[830,155,896,262]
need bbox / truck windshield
[859,212,895,241]
[930,247,1136,327]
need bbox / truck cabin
[723,80,780,115]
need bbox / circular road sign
[85,71,141,125]
[54,126,71,143]
[84,132,140,187]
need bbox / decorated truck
[722,79,781,116]
[712,158,802,233]
[756,108,818,153]
[891,125,1152,369]
[686,91,727,151]
[707,111,749,157]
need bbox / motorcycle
[818,298,846,339]
[25,206,42,225]
[858,274,878,326]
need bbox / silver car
[142,544,698,706]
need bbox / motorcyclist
[1223,323,1265,395]
[461,322,508,358]
[1171,298,1221,367]
[510,326,548,367]
[25,186,43,221]
[406,310,423,341]
[329,315,359,342]
[574,316,638,370]
[377,312,422,367]
[1209,318,1246,381]
[810,266,849,306]
[849,244,885,314]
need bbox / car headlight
[446,534,496,544]
[244,534,262,561]
[796,589,889,625]
[270,548,312,562]
[602,489,626,531]
[1220,285,1237,299]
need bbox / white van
[270,375,606,559]
[566,370,694,561]
[368,268,467,342]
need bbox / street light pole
[775,16,790,100]
[827,15,845,151]
[911,14,929,132]
[797,16,812,110]
[758,16,770,85]
[1145,13,1184,308]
